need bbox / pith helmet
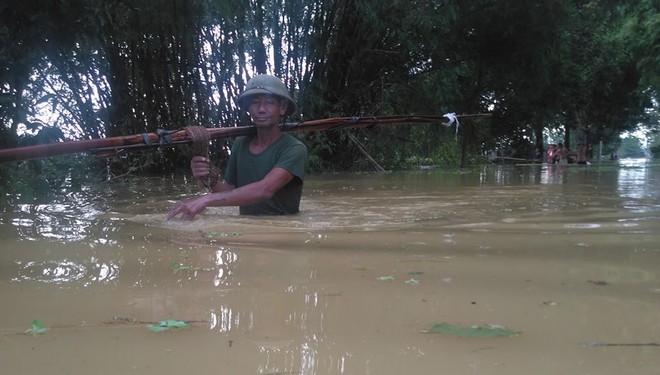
[236,74,297,116]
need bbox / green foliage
[557,1,653,147]
[618,136,647,158]
[0,0,657,175]
[430,140,461,168]
[613,0,660,92]
[650,131,660,158]
[651,146,660,159]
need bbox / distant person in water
[546,144,556,163]
[533,147,543,163]
[167,74,308,220]
[554,143,569,165]
[576,143,588,164]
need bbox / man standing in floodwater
[576,143,588,164]
[167,74,308,220]
[555,143,569,164]
[546,144,556,163]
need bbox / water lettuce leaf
[172,262,199,273]
[425,323,519,337]
[25,320,49,336]
[147,319,190,332]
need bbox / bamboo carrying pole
[0,114,490,163]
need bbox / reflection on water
[14,258,121,285]
[1,161,659,374]
[617,158,659,201]
[11,203,99,241]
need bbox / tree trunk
[534,123,544,151]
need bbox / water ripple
[13,258,121,285]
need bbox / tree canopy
[0,0,658,173]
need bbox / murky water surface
[1,160,659,374]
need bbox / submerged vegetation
[0,0,658,190]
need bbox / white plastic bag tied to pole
[443,112,459,140]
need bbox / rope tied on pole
[185,126,219,190]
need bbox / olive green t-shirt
[224,134,307,215]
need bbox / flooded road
[1,160,659,374]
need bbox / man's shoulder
[274,134,307,155]
[279,133,305,146]
[231,136,249,149]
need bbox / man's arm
[207,167,294,207]
[210,180,234,193]
[166,167,294,220]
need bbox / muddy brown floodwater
[1,159,659,374]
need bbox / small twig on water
[580,342,660,347]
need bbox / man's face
[247,94,288,127]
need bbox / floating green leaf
[147,319,190,332]
[202,231,219,239]
[172,262,199,273]
[377,275,395,281]
[201,231,242,239]
[405,278,421,285]
[407,271,424,276]
[424,323,519,337]
[25,320,49,336]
